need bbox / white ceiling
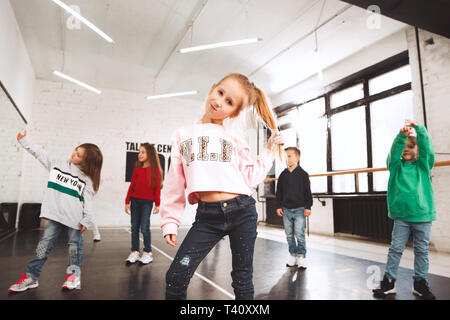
[10,0,407,103]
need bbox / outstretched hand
[165,234,178,247]
[17,130,27,140]
[400,125,412,136]
[405,119,418,127]
[400,119,418,136]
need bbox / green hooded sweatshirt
[386,124,436,222]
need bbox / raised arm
[413,123,435,172]
[386,129,408,171]
[17,130,55,172]
[237,144,275,188]
[236,132,283,188]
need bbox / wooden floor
[1,227,449,301]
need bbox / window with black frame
[275,51,413,195]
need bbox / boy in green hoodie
[373,119,436,300]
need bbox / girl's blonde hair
[135,143,163,189]
[217,73,282,158]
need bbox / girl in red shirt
[125,143,162,265]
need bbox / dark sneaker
[372,275,396,297]
[413,278,436,300]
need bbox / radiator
[333,196,393,243]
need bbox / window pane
[330,83,364,109]
[277,115,291,127]
[333,174,354,193]
[373,171,389,192]
[274,127,298,182]
[331,106,367,192]
[370,90,414,191]
[369,65,411,95]
[280,127,297,149]
[358,173,368,192]
[274,109,299,178]
[277,108,298,127]
[331,106,367,170]
[332,173,368,193]
[297,98,327,193]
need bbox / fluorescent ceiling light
[53,70,102,94]
[146,90,198,100]
[51,0,114,43]
[180,37,261,53]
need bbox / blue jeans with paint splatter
[26,219,83,280]
[165,195,258,300]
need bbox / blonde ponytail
[253,87,284,160]
[218,73,284,159]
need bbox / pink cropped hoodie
[160,122,274,236]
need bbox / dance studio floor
[1,226,450,300]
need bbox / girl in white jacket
[8,130,103,292]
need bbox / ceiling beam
[152,0,209,90]
[248,3,352,77]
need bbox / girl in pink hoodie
[160,73,284,300]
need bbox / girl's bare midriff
[198,191,241,202]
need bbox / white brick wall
[406,27,450,252]
[20,80,205,228]
[0,89,26,203]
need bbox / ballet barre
[264,160,450,182]
[264,160,450,238]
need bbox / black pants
[165,195,258,300]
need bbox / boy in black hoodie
[276,147,312,268]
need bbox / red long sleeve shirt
[125,166,161,206]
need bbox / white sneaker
[297,256,307,269]
[93,233,101,242]
[126,251,140,264]
[286,255,297,267]
[62,274,81,290]
[139,251,153,265]
[8,273,39,292]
